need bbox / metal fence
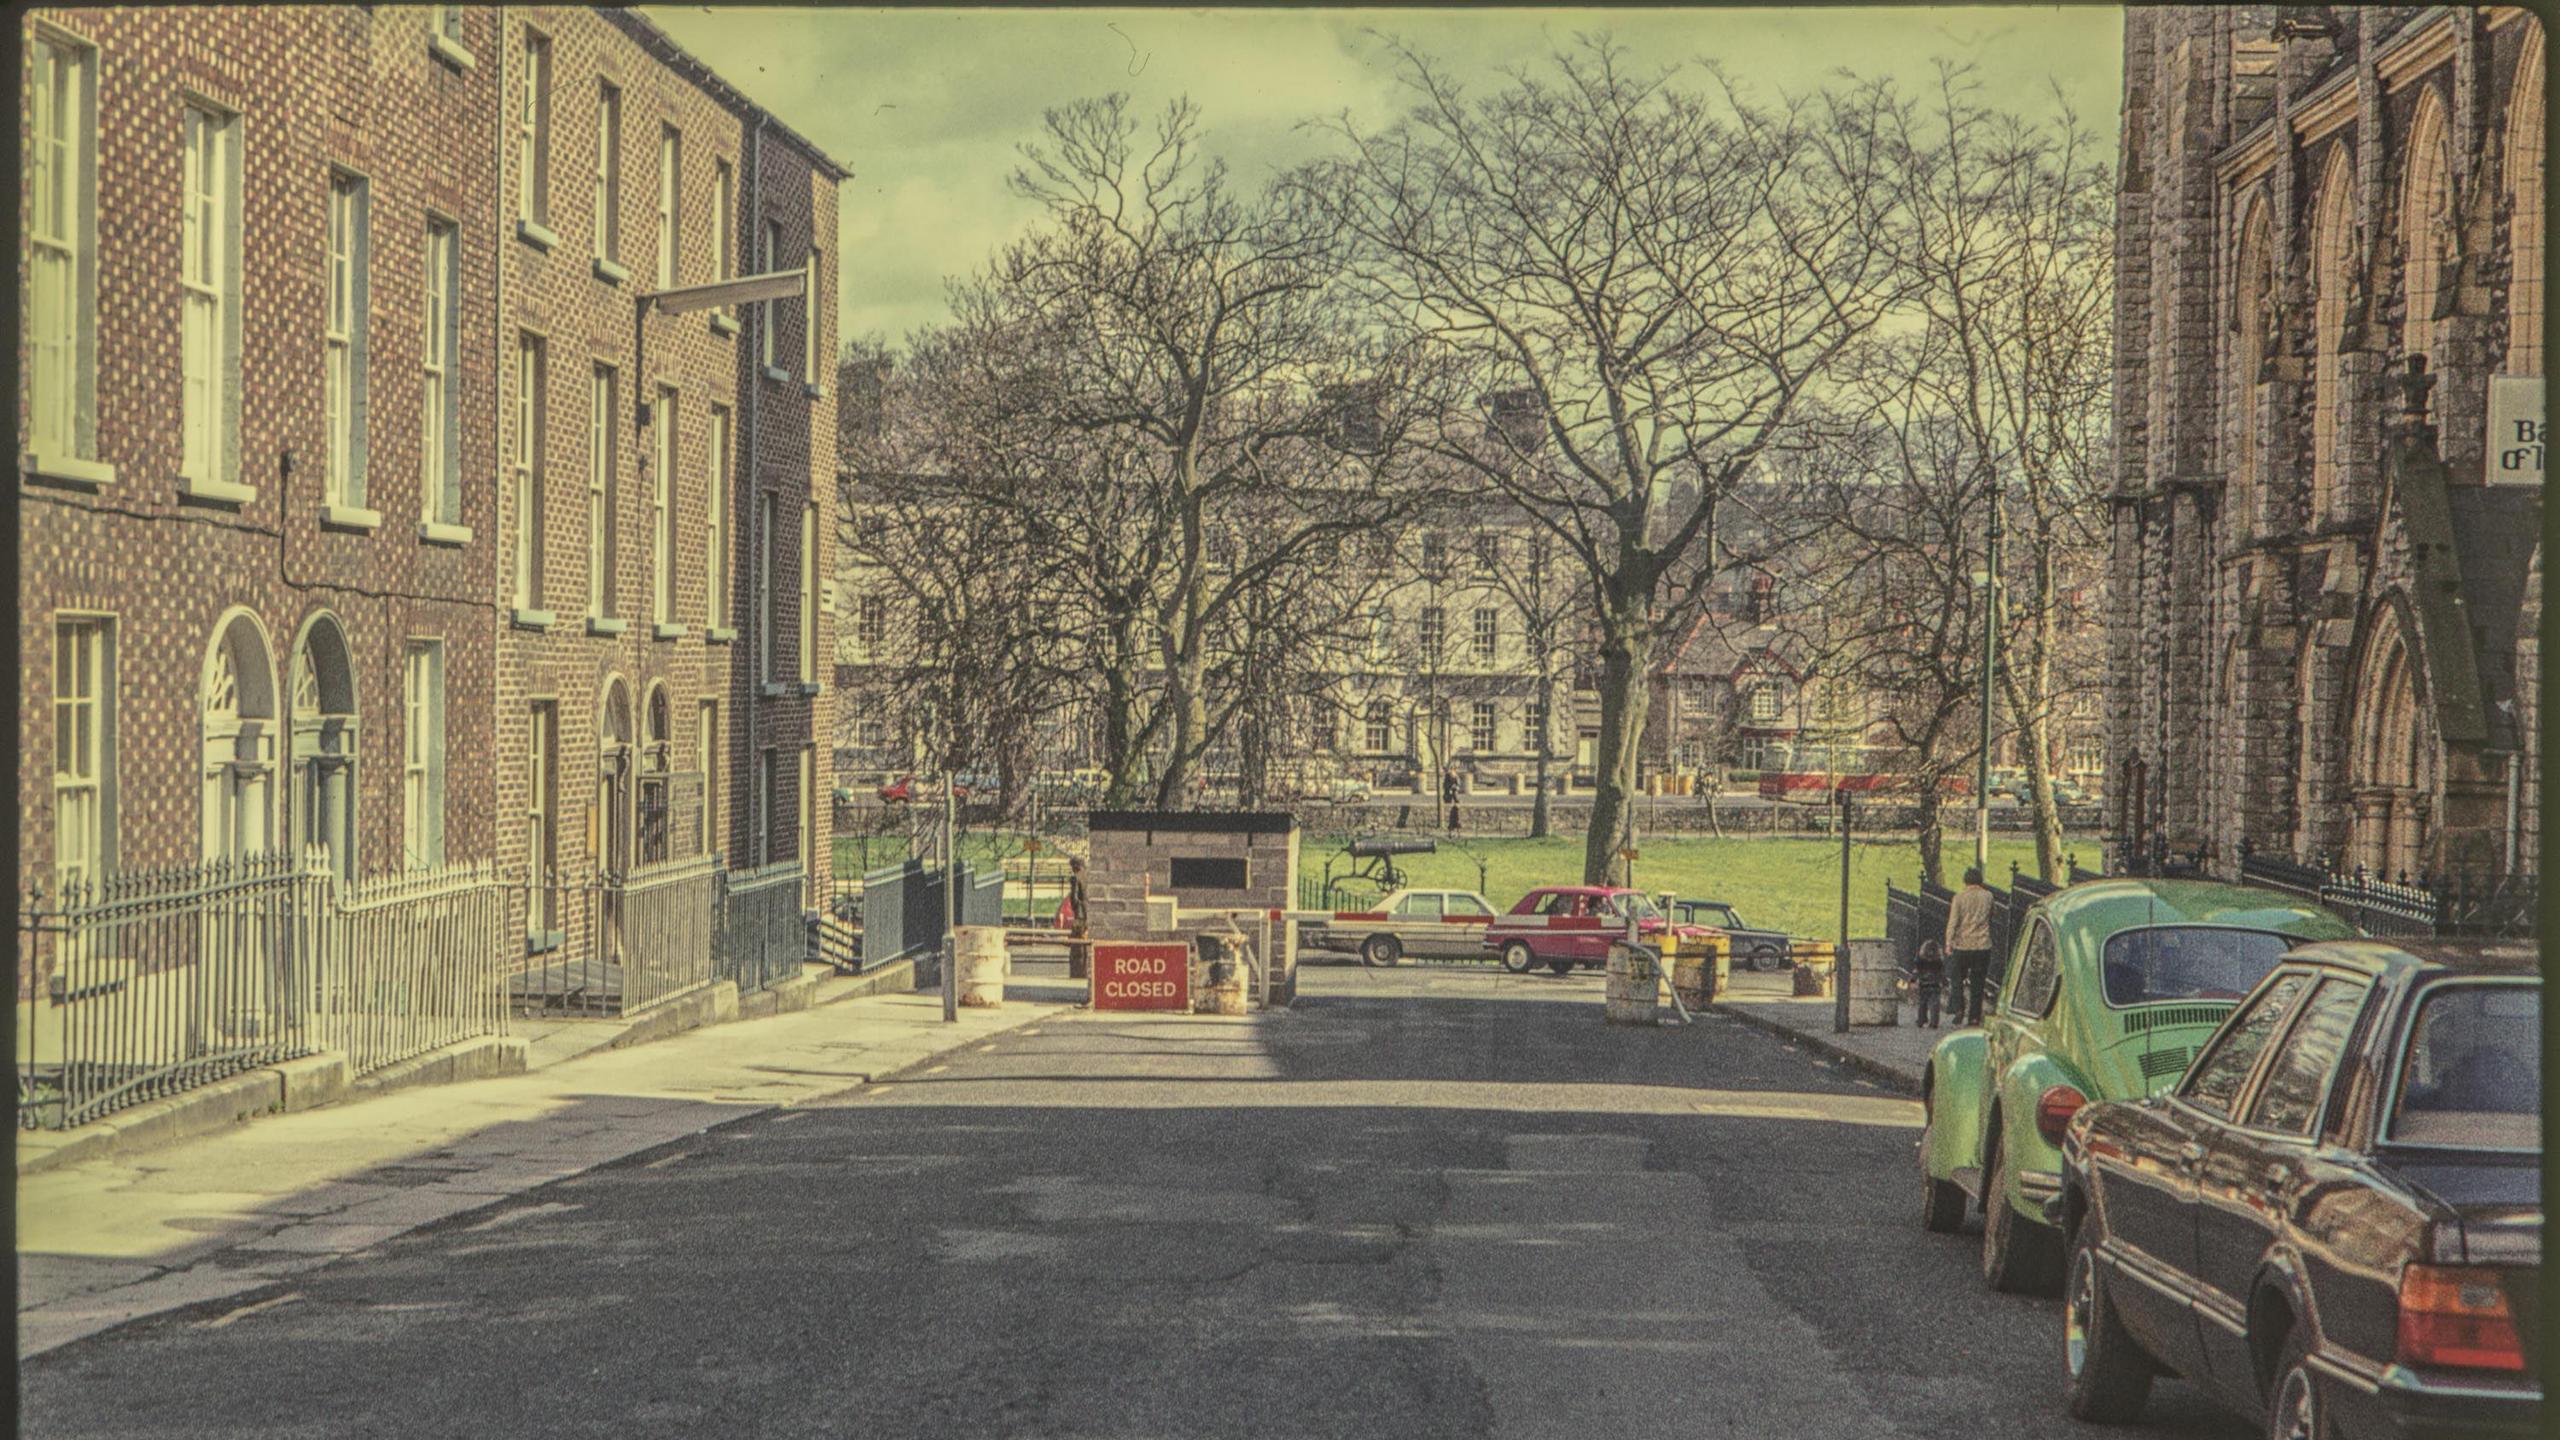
[312,859,508,1079]
[716,860,807,995]
[854,858,997,970]
[20,850,510,1131]
[513,856,720,1018]
[2236,851,2539,940]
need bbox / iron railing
[512,856,720,1017]
[715,859,807,995]
[2238,848,2540,941]
[312,857,507,1079]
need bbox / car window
[2180,973,2311,1117]
[1535,892,1579,917]
[1446,894,1493,918]
[2243,978,2368,1136]
[2387,983,2542,1151]
[1605,894,1662,922]
[1395,892,1445,920]
[2005,922,2061,1018]
[2103,927,2297,1007]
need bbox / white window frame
[803,244,822,382]
[800,499,819,684]
[28,30,103,476]
[799,747,816,898]
[755,749,775,865]
[655,126,681,290]
[589,364,617,617]
[1365,701,1393,753]
[421,219,460,524]
[697,699,719,857]
[711,159,734,322]
[52,615,116,891]
[857,593,885,659]
[1470,701,1497,754]
[513,333,545,609]
[594,82,622,264]
[1749,684,1784,723]
[705,405,730,628]
[402,641,446,868]
[757,492,778,682]
[1471,606,1497,662]
[325,174,370,509]
[652,385,677,624]
[181,102,242,489]
[527,700,558,940]
[516,30,551,230]
[760,221,782,370]
[1418,607,1444,662]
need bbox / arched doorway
[201,610,279,865]
[595,677,633,880]
[2345,600,2434,878]
[289,613,358,879]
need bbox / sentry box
[1080,810,1302,1009]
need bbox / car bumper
[2332,1364,2543,1440]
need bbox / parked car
[877,773,991,805]
[1661,898,1793,972]
[1482,886,1712,976]
[1919,878,2356,1294]
[1306,888,1501,967]
[1327,777,1375,805]
[2056,939,2541,1436]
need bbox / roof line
[608,9,855,182]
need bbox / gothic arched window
[2398,89,2453,383]
[2509,24,2546,377]
[2233,196,2276,534]
[2310,149,2356,522]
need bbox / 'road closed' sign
[1091,942,1191,1012]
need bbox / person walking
[1943,866,1996,1025]
[1441,768,1462,832]
[1910,939,1947,1029]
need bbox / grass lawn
[1302,833,2102,941]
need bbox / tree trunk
[1914,780,1947,891]
[1582,627,1652,884]
[1098,612,1147,808]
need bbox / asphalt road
[19,964,2251,1439]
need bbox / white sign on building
[2487,375,2545,485]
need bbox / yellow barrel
[1672,935,1721,1009]
[1792,941,1835,998]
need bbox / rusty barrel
[1792,941,1835,998]
[1604,940,1666,1025]
[1846,939,1901,1025]
[954,925,1009,1008]
[1671,935,1721,1009]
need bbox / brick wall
[18,6,501,926]
[1084,814,1301,1007]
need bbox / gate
[513,856,719,1017]
[716,859,807,995]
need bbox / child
[1912,939,1947,1029]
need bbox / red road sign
[1091,941,1191,1012]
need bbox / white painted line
[463,1202,582,1233]
[200,1292,302,1329]
[642,1151,691,1170]
[769,1111,810,1125]
[924,1064,950,1075]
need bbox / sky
[642,5,2126,347]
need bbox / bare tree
[1315,38,1909,881]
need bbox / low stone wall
[1291,799,2108,839]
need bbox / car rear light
[2397,1265,2527,1373]
[2034,1085,2087,1144]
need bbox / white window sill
[803,383,825,401]
[511,607,556,632]
[525,929,563,956]
[178,475,256,508]
[419,520,474,547]
[24,451,117,491]
[797,681,821,698]
[593,257,630,286]
[761,365,792,385]
[428,33,476,71]
[517,219,559,253]
[708,312,738,338]
[586,616,629,637]
[652,622,689,641]
[320,503,383,533]
[758,681,790,700]
[705,626,738,644]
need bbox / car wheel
[1547,958,1574,976]
[1500,941,1537,975]
[1918,1086,1968,1234]
[2064,1217,2154,1422]
[1982,1133,2064,1295]
[1361,935,1402,968]
[1752,946,1788,973]
[2265,1326,2328,1440]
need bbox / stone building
[19,7,845,985]
[490,7,845,970]
[2109,5,2544,879]
[20,5,505,902]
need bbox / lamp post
[1975,479,2004,872]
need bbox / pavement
[19,960,2252,1438]
[1707,968,1946,1093]
[16,961,1084,1361]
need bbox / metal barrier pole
[941,774,958,1023]
[1835,787,1852,1034]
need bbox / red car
[1482,886,1711,975]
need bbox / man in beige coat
[1943,866,1996,1025]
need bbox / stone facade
[2109,6,2544,880]
[1082,812,1301,1006]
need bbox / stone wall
[1084,812,1300,1007]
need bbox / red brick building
[20,5,505,906]
[20,6,843,995]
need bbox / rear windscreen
[2102,927,2296,1007]
[2388,984,2541,1151]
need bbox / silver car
[1312,888,1501,967]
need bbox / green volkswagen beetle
[1917,879,2354,1294]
